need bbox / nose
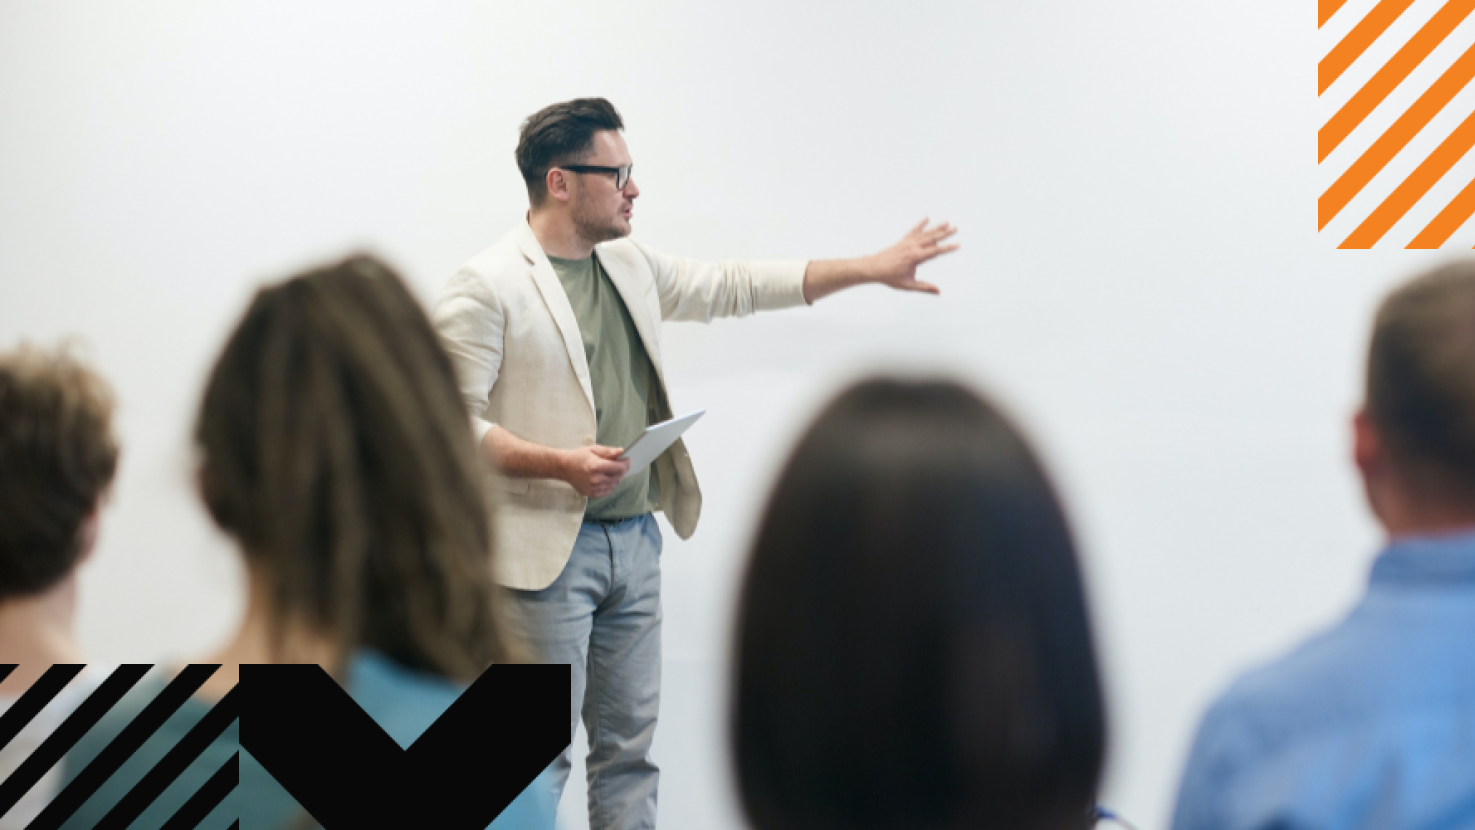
[624,177,639,199]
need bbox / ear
[76,507,101,565]
[545,168,572,204]
[1354,407,1395,528]
[1353,407,1379,478]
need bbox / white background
[0,2,1460,827]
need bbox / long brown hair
[195,255,503,680]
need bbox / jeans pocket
[643,514,664,557]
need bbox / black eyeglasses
[558,164,633,190]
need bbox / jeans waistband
[582,512,651,527]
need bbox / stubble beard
[571,199,630,245]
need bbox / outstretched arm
[802,219,959,304]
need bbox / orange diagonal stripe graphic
[1320,0,1475,161]
[1322,0,1352,27]
[1408,173,1475,246]
[1319,41,1475,228]
[1321,0,1419,95]
[1340,106,1475,247]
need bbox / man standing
[432,97,958,830]
[1171,262,1475,829]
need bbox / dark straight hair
[515,97,624,206]
[733,378,1105,830]
[195,255,506,680]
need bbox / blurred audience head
[194,254,504,680]
[0,344,117,602]
[1359,261,1475,533]
[732,378,1105,830]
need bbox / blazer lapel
[594,247,665,384]
[517,224,596,417]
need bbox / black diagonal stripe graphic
[0,665,16,686]
[0,664,148,819]
[0,665,82,754]
[241,664,567,827]
[31,664,219,830]
[92,685,237,830]
[159,752,237,830]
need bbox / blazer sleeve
[632,240,810,323]
[430,267,505,447]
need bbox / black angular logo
[0,663,569,828]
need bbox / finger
[593,466,629,483]
[915,239,961,261]
[908,280,942,295]
[590,445,624,459]
[926,227,961,246]
[911,217,929,235]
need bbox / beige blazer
[432,220,808,590]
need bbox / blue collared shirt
[1171,532,1475,830]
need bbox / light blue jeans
[502,513,663,830]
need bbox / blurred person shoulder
[1173,593,1475,830]
[1183,617,1368,777]
[1171,632,1345,830]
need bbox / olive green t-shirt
[548,253,660,520]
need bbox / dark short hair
[0,345,118,601]
[733,379,1105,830]
[196,255,508,679]
[1367,261,1475,499]
[515,97,624,206]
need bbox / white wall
[0,2,1456,827]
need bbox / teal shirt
[61,651,556,829]
[548,253,660,520]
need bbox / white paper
[618,409,706,476]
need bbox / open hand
[867,219,959,295]
[562,445,630,498]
